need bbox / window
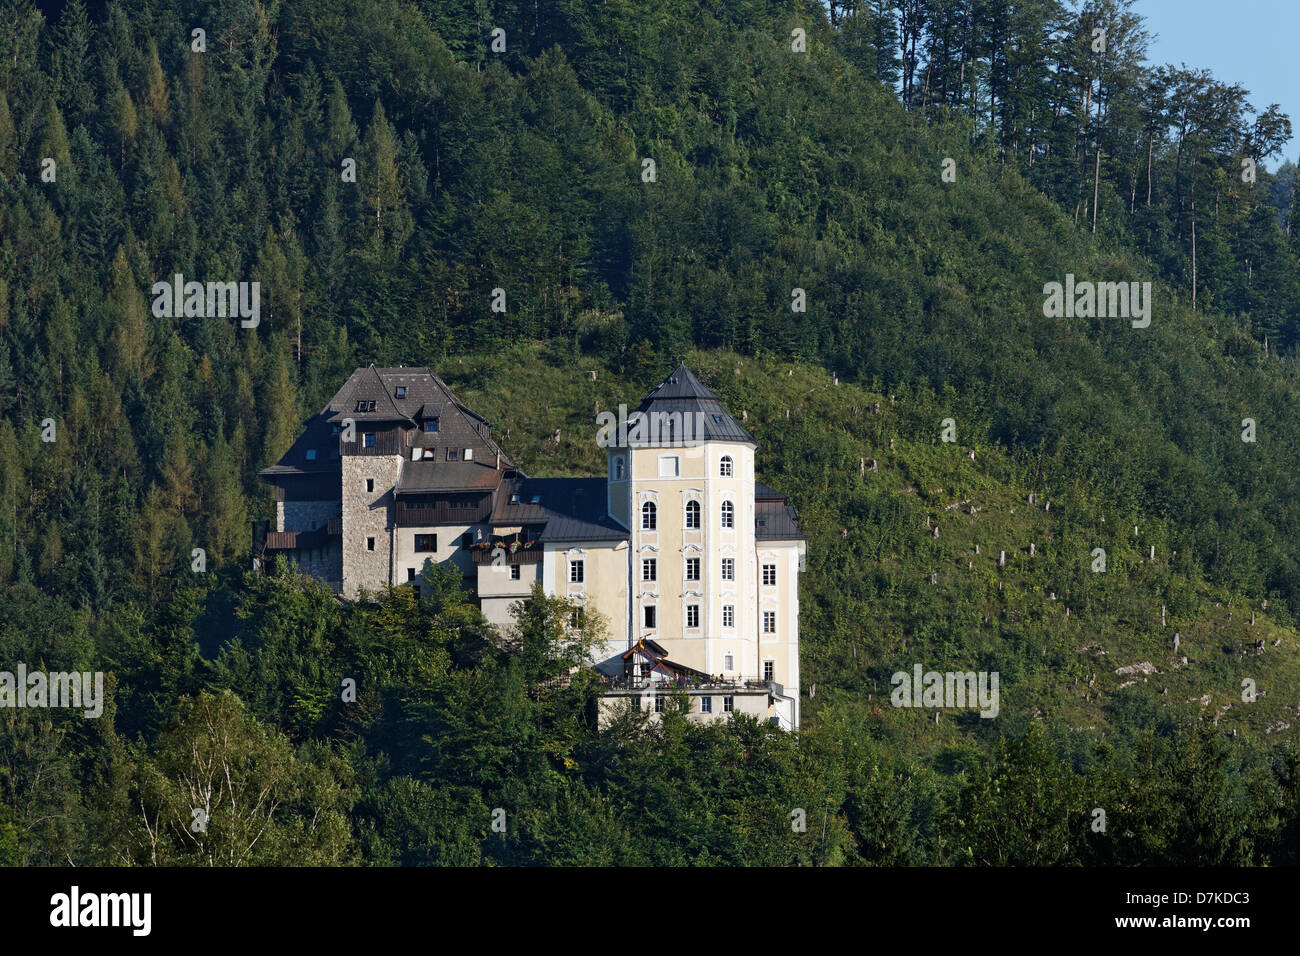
[685,500,700,529]
[365,478,375,493]
[614,457,625,480]
[721,558,734,581]
[721,501,734,528]
[642,559,656,582]
[724,653,734,670]
[659,456,679,477]
[723,696,734,713]
[569,560,584,583]
[414,534,437,552]
[687,604,699,628]
[305,449,317,461]
[723,606,734,628]
[763,611,776,634]
[700,696,712,714]
[510,564,521,580]
[655,695,665,714]
[447,448,458,461]
[686,558,700,581]
[461,532,472,548]
[464,448,473,461]
[762,564,776,587]
[424,419,439,433]
[331,425,340,435]
[407,568,417,581]
[355,401,366,412]
[720,455,733,477]
[569,607,585,629]
[644,605,656,628]
[366,537,375,551]
[763,661,775,682]
[363,433,375,448]
[641,502,657,530]
[395,386,406,399]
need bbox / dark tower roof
[628,364,757,446]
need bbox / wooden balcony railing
[470,546,543,565]
[396,500,492,526]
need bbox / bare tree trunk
[1146,136,1153,205]
[1092,147,1101,233]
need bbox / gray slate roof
[756,499,804,540]
[397,460,505,494]
[490,477,628,542]
[261,365,513,481]
[258,413,343,477]
[322,366,511,464]
[622,364,757,446]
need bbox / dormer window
[305,449,317,461]
[511,494,521,503]
[424,419,439,433]
[395,386,406,399]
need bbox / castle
[256,364,807,729]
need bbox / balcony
[396,500,491,526]
[602,676,777,694]
[264,520,341,551]
[470,542,543,564]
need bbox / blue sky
[1137,0,1299,169]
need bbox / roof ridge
[372,365,412,423]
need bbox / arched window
[685,500,700,529]
[721,500,734,528]
[613,456,625,480]
[642,501,657,530]
[720,455,733,477]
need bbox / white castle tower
[603,365,805,728]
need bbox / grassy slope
[437,343,1300,758]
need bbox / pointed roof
[321,365,513,466]
[627,364,756,446]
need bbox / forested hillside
[1,0,1299,865]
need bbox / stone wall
[280,499,340,533]
[280,541,342,592]
[341,455,403,598]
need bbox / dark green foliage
[0,0,1299,865]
